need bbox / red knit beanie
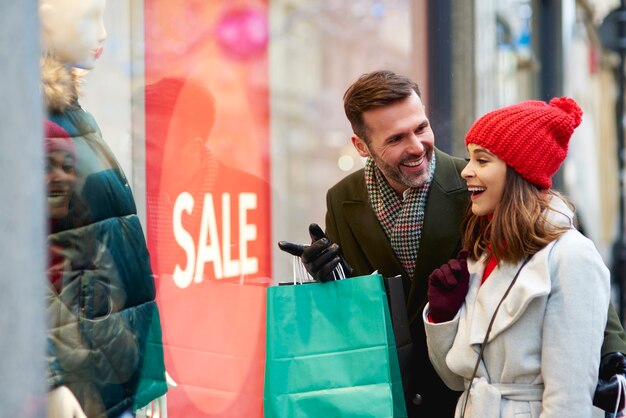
[465,97,582,189]
[45,120,76,162]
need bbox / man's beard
[371,152,432,189]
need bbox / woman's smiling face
[461,144,507,216]
[46,150,76,219]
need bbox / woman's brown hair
[461,166,575,265]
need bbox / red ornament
[215,7,268,60]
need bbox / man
[279,70,626,417]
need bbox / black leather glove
[427,250,470,323]
[593,352,626,412]
[278,223,353,282]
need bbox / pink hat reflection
[45,120,76,163]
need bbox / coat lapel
[467,249,552,345]
[342,196,405,278]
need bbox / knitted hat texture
[45,120,76,162]
[465,97,582,188]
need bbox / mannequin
[40,0,169,417]
[39,0,106,70]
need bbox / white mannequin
[40,0,106,70]
[40,0,172,416]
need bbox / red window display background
[144,0,271,416]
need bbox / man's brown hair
[343,70,421,143]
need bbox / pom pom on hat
[45,120,76,162]
[465,96,582,189]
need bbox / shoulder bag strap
[460,255,533,418]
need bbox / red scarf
[482,214,498,283]
[483,249,497,284]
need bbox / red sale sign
[144,1,270,416]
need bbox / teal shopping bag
[264,274,407,418]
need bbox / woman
[423,97,612,417]
[45,120,92,234]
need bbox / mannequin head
[40,0,107,70]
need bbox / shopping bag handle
[332,262,346,281]
[290,256,347,285]
[292,256,312,285]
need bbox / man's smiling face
[352,90,435,195]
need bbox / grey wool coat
[424,197,610,418]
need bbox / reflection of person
[40,0,168,416]
[45,120,88,418]
[425,98,610,417]
[45,120,91,235]
[45,120,77,221]
[278,70,626,417]
[145,76,271,285]
[144,76,272,414]
[45,120,91,295]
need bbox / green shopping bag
[264,273,407,418]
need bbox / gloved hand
[278,223,353,282]
[427,250,470,323]
[593,352,626,412]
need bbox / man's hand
[427,250,470,323]
[593,352,626,412]
[278,223,352,282]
